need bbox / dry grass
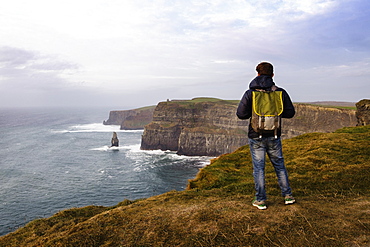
[1,125,369,247]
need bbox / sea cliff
[282,103,357,138]
[103,106,155,130]
[141,98,249,156]
[140,98,357,156]
[356,99,370,126]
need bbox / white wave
[90,143,145,152]
[127,145,212,172]
[125,144,213,162]
[129,147,176,155]
[52,123,144,133]
[120,144,142,152]
[90,146,123,151]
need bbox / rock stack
[111,132,119,147]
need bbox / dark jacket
[236,75,295,138]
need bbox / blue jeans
[249,137,292,201]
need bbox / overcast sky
[0,0,369,109]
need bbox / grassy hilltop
[0,125,369,246]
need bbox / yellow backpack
[251,86,283,138]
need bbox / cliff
[103,106,155,130]
[141,98,357,156]
[356,99,370,126]
[282,103,357,138]
[141,98,249,156]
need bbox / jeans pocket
[249,138,262,149]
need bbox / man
[236,62,295,210]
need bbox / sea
[0,107,212,236]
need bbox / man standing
[236,62,296,210]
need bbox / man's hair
[256,62,274,76]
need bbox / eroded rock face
[177,131,249,156]
[282,104,357,138]
[140,123,182,151]
[140,99,357,156]
[141,100,249,156]
[356,99,370,126]
[103,107,155,130]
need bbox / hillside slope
[1,125,369,247]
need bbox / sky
[0,0,369,109]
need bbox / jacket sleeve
[236,90,252,119]
[281,90,295,118]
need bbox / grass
[167,97,239,106]
[297,102,356,110]
[1,125,369,246]
[134,105,156,111]
[164,99,355,114]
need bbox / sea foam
[52,123,144,133]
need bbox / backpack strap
[260,116,265,139]
[272,85,279,139]
[274,113,279,139]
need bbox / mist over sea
[0,107,212,236]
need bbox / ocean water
[0,107,212,236]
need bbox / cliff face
[103,106,155,130]
[356,99,370,126]
[141,98,357,156]
[282,104,357,138]
[141,99,249,156]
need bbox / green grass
[190,97,239,105]
[297,102,356,110]
[134,105,156,111]
[165,99,355,113]
[165,98,354,111]
[1,125,369,246]
[167,97,239,106]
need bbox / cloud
[0,0,369,107]
[0,47,36,66]
[0,46,79,88]
[0,47,90,107]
